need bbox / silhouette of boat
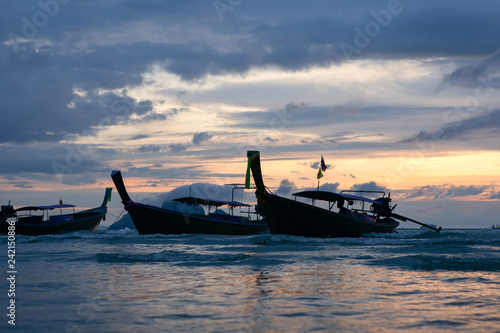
[247,150,440,237]
[0,188,112,235]
[111,171,268,235]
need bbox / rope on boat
[109,209,126,224]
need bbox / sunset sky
[1,0,499,228]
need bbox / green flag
[317,167,324,179]
[245,158,251,189]
[245,152,259,189]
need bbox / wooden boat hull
[0,188,111,236]
[1,208,106,236]
[125,202,268,235]
[247,150,398,238]
[111,170,268,236]
[259,193,398,238]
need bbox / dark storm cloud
[406,184,490,199]
[10,181,32,189]
[192,132,213,145]
[350,181,388,193]
[0,144,109,175]
[231,104,423,133]
[132,111,167,123]
[231,103,367,131]
[215,1,500,69]
[2,0,500,146]
[136,132,213,154]
[401,109,500,143]
[5,1,500,81]
[169,143,190,153]
[129,134,152,141]
[440,49,500,88]
[0,144,113,186]
[119,165,206,182]
[137,145,164,153]
[0,42,153,144]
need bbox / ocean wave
[3,228,499,248]
[95,249,252,265]
[367,254,500,272]
[248,229,500,247]
[4,228,139,243]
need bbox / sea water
[1,228,500,333]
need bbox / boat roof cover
[292,191,383,205]
[16,204,76,212]
[173,197,251,207]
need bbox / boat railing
[339,190,386,197]
[49,214,74,223]
[238,209,263,221]
[173,202,207,216]
[208,213,249,223]
[340,190,386,214]
[17,215,44,224]
[225,183,264,220]
[172,184,264,222]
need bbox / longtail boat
[111,171,268,235]
[247,150,440,238]
[0,188,112,236]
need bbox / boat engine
[370,197,393,217]
[1,204,16,218]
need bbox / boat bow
[111,170,133,206]
[247,151,268,198]
[100,187,113,207]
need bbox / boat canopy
[173,197,251,207]
[16,204,76,212]
[292,191,384,205]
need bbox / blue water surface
[1,228,500,332]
